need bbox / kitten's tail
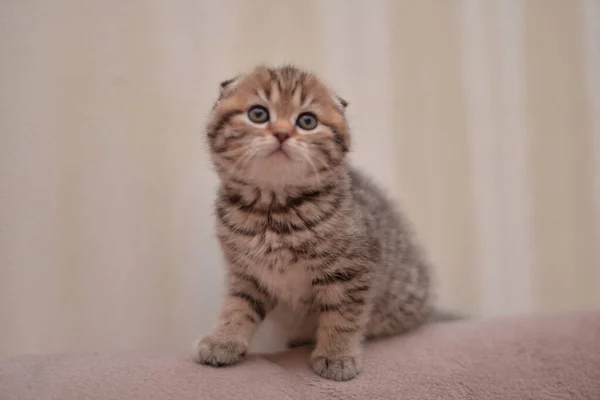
[427,309,465,323]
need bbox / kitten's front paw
[310,353,363,381]
[193,334,247,367]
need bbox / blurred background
[1,0,599,356]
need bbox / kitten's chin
[267,147,292,160]
[242,155,314,188]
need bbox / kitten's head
[206,65,350,188]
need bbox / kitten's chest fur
[217,218,312,308]
[254,259,313,308]
[217,177,354,308]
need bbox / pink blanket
[2,311,599,399]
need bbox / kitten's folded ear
[333,94,349,112]
[218,76,239,98]
[220,78,236,91]
[212,77,238,108]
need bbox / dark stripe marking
[231,291,266,320]
[318,296,366,313]
[216,206,262,236]
[278,237,351,264]
[346,284,370,295]
[312,267,364,286]
[333,325,359,334]
[222,183,337,216]
[333,131,349,153]
[232,271,270,298]
[268,193,343,234]
[213,131,249,153]
[208,109,244,138]
[244,313,259,324]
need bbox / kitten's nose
[274,132,290,143]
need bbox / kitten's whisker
[294,142,321,184]
[305,144,330,169]
[218,144,254,159]
[229,138,267,176]
[240,141,267,169]
[229,139,260,175]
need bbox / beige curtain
[1,0,598,356]
[395,0,600,316]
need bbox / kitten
[194,65,432,381]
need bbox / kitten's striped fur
[194,65,432,381]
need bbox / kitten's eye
[296,112,318,130]
[247,105,270,124]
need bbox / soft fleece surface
[2,311,599,400]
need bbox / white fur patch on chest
[251,259,313,308]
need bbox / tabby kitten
[194,65,432,381]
